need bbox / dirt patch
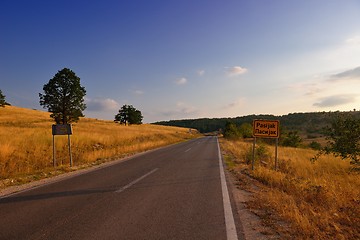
[226,167,283,239]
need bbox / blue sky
[1,0,360,123]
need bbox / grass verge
[220,138,359,239]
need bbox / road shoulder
[225,164,281,239]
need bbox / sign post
[252,120,280,170]
[52,124,73,167]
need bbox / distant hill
[153,110,360,137]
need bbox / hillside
[0,106,198,185]
[154,110,360,137]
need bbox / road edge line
[217,137,238,240]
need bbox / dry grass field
[0,106,198,187]
[220,138,360,239]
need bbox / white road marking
[115,168,159,193]
[185,148,192,152]
[217,137,238,240]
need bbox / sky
[1,0,360,123]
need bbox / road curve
[0,136,241,240]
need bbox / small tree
[223,121,241,139]
[115,104,143,125]
[321,114,360,164]
[281,131,302,147]
[239,123,253,138]
[39,68,86,124]
[0,89,6,107]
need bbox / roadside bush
[313,113,360,165]
[238,123,253,138]
[309,141,321,150]
[281,131,302,147]
[223,121,241,139]
[245,141,271,164]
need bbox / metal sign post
[68,134,73,167]
[52,124,73,167]
[275,138,279,170]
[252,119,280,171]
[53,135,56,167]
[252,137,256,170]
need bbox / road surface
[0,136,241,240]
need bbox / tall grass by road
[0,106,197,186]
[220,138,359,239]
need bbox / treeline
[153,110,360,137]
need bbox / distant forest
[153,110,360,137]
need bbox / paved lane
[0,136,240,240]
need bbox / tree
[223,121,241,139]
[0,89,6,107]
[309,141,321,150]
[115,105,143,125]
[39,68,86,124]
[281,131,302,147]
[238,123,253,138]
[321,114,360,164]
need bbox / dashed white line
[115,168,159,193]
[185,148,192,152]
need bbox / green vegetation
[223,122,253,139]
[0,89,5,107]
[39,68,87,124]
[309,141,322,150]
[115,104,143,125]
[281,130,302,147]
[318,113,360,165]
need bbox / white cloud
[287,78,325,97]
[158,102,199,119]
[225,66,248,77]
[133,90,144,95]
[317,36,360,70]
[175,77,187,85]
[345,36,360,45]
[313,94,357,107]
[197,70,205,76]
[176,101,198,114]
[86,98,120,111]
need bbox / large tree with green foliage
[0,89,6,107]
[115,104,143,125]
[39,68,86,124]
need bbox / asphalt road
[0,136,240,240]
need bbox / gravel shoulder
[226,167,281,240]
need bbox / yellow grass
[220,138,360,239]
[0,106,198,186]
